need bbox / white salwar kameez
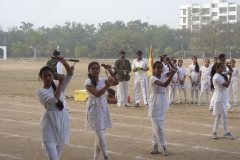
[169,71,179,104]
[85,78,112,160]
[228,67,238,104]
[199,66,211,104]
[148,74,169,148]
[177,66,187,101]
[36,75,72,160]
[188,64,200,102]
[211,73,230,133]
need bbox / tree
[164,46,173,55]
[74,45,90,58]
[20,21,34,34]
[11,41,29,57]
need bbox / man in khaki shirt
[114,51,132,107]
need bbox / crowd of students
[35,50,237,160]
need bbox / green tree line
[0,20,240,58]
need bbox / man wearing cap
[132,50,149,108]
[47,50,63,85]
[114,51,132,107]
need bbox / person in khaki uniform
[114,51,132,107]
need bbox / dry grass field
[0,58,239,160]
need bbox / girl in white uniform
[85,62,118,160]
[177,59,189,103]
[188,56,201,104]
[36,56,73,160]
[198,59,211,105]
[228,59,238,106]
[148,58,176,156]
[168,57,179,104]
[210,62,235,140]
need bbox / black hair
[38,66,54,81]
[160,54,167,62]
[205,59,210,63]
[53,50,60,56]
[218,54,226,60]
[119,51,126,55]
[192,56,199,72]
[230,59,235,63]
[178,59,183,66]
[210,62,228,90]
[88,61,100,87]
[152,61,163,75]
[213,56,218,60]
[171,57,177,64]
[38,65,63,110]
[136,50,143,55]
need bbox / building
[180,0,240,30]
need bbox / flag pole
[147,45,154,78]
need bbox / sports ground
[0,58,239,160]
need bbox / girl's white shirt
[148,74,169,119]
[200,66,211,84]
[212,73,230,116]
[84,78,112,131]
[36,75,72,148]
[230,67,238,81]
[178,66,186,81]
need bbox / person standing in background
[132,50,149,109]
[228,59,238,106]
[198,59,211,106]
[47,50,63,85]
[176,59,189,104]
[168,57,179,104]
[188,56,201,104]
[114,51,132,107]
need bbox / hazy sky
[0,0,239,31]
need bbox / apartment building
[180,0,240,30]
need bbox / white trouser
[169,83,178,103]
[44,143,63,160]
[228,80,238,103]
[94,129,108,160]
[199,88,210,104]
[134,78,149,105]
[190,89,199,102]
[117,81,129,106]
[151,117,167,148]
[213,115,228,134]
[177,85,187,101]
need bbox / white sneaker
[145,104,149,109]
[123,104,131,107]
[162,147,168,156]
[66,107,70,111]
[228,107,236,112]
[150,145,158,154]
[198,103,201,106]
[209,106,213,111]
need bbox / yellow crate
[74,90,88,102]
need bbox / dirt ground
[0,58,239,160]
